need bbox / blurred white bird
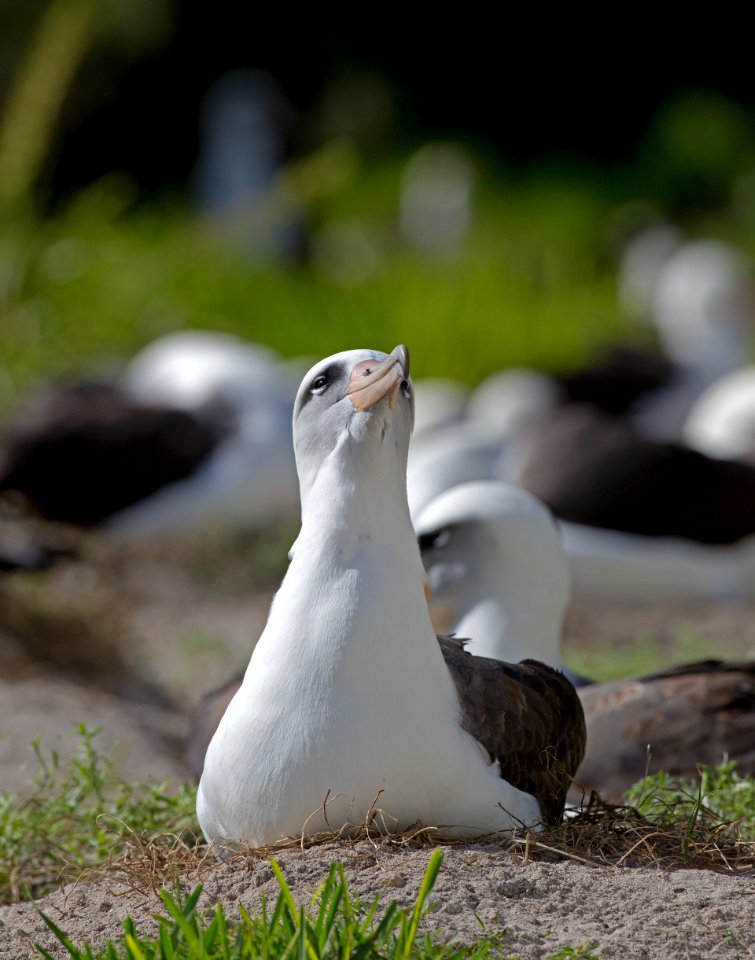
[0,331,301,537]
[414,479,755,801]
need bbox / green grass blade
[313,864,343,952]
[201,908,221,951]
[37,910,82,957]
[371,900,400,941]
[181,884,204,919]
[270,858,300,923]
[398,848,444,960]
[213,902,230,956]
[123,933,147,960]
[270,890,295,940]
[33,946,57,960]
[298,904,308,960]
[357,896,379,935]
[276,925,303,960]
[336,863,353,960]
[158,922,176,960]
[156,888,201,948]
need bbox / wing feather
[438,635,586,825]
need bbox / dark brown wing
[0,382,230,524]
[438,635,586,825]
[509,406,755,544]
[556,343,674,416]
[577,659,755,802]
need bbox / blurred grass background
[0,173,622,407]
[2,3,755,418]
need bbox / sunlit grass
[625,760,755,841]
[562,624,738,684]
[36,853,453,960]
[0,167,624,416]
[0,725,199,904]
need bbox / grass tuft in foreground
[34,851,475,960]
[0,725,199,904]
[34,849,598,960]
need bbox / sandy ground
[2,532,755,958]
[1,843,754,959]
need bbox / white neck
[455,592,563,667]
[424,510,569,669]
[256,427,455,697]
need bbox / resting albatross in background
[0,331,300,535]
[415,481,570,669]
[414,480,755,801]
[196,346,585,845]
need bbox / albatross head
[292,346,414,515]
[414,480,570,666]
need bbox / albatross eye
[310,374,329,394]
[417,528,451,552]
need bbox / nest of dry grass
[520,792,755,872]
[87,791,755,902]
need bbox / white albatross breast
[196,346,585,846]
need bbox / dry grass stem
[74,790,755,904]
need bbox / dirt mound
[1,843,753,959]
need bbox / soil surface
[1,528,755,959]
[2,843,754,959]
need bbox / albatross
[0,332,300,534]
[196,346,585,845]
[415,481,570,668]
[414,480,755,800]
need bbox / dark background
[4,3,754,203]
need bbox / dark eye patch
[417,528,451,551]
[296,362,344,415]
[309,362,342,393]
